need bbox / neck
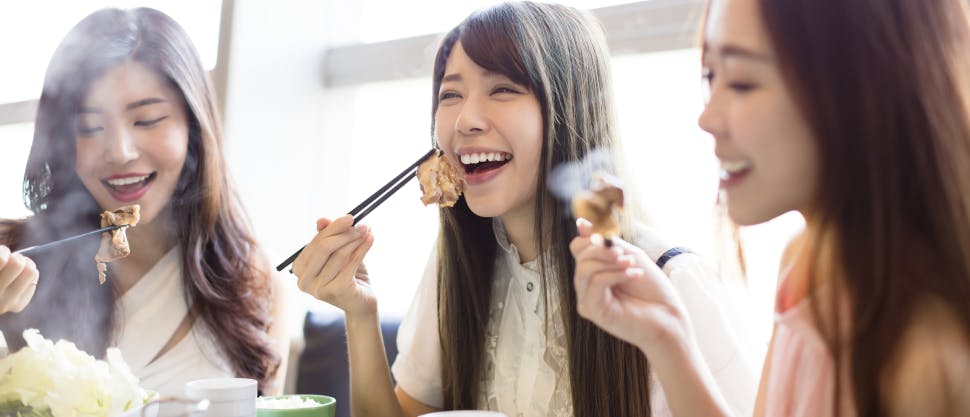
[501,207,540,264]
[110,213,178,295]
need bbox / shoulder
[883,300,970,416]
[779,231,805,271]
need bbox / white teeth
[460,151,511,165]
[106,174,150,186]
[719,160,751,180]
[720,160,751,173]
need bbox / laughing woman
[292,3,758,416]
[0,8,287,396]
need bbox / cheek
[158,128,190,171]
[74,140,100,177]
[434,111,455,147]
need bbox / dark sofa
[295,312,401,417]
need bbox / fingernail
[590,234,604,246]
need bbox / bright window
[0,1,221,104]
[359,0,638,43]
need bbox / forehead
[443,42,482,75]
[704,0,771,54]
[83,60,178,105]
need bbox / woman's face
[698,0,819,225]
[435,41,544,222]
[74,60,189,226]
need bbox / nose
[698,90,726,139]
[455,96,489,136]
[104,125,139,165]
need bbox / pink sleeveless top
[761,264,856,417]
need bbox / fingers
[0,249,28,292]
[337,229,375,287]
[316,217,333,232]
[302,225,371,294]
[574,250,636,296]
[575,268,640,320]
[569,218,594,256]
[576,218,593,237]
[292,215,358,276]
[0,254,38,314]
[5,259,38,313]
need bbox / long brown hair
[734,0,970,414]
[432,3,652,416]
[0,8,280,391]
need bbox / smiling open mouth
[460,151,512,175]
[102,172,156,194]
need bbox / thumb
[316,217,334,231]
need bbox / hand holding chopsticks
[0,244,40,314]
[14,224,128,258]
[276,148,437,272]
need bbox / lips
[718,160,751,189]
[458,150,512,185]
[102,173,156,202]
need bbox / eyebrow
[703,43,771,62]
[440,70,509,84]
[441,73,462,83]
[78,97,168,114]
[125,97,167,110]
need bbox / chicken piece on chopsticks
[417,149,465,208]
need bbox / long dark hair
[739,0,970,414]
[0,8,280,391]
[432,3,652,416]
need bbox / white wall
[222,1,440,323]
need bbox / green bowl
[256,395,336,417]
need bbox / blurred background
[0,0,803,389]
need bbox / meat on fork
[572,173,624,240]
[94,205,140,284]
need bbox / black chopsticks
[14,224,128,257]
[276,148,438,272]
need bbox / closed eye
[492,86,522,95]
[77,126,104,136]
[438,91,461,102]
[728,82,757,93]
[134,116,168,127]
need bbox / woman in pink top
[570,0,970,416]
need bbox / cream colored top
[391,220,758,417]
[112,248,233,398]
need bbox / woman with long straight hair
[0,7,287,396]
[293,2,757,416]
[572,0,970,415]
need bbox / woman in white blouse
[0,8,288,396]
[292,2,756,416]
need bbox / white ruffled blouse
[391,220,758,417]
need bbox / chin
[464,197,504,219]
[726,202,778,226]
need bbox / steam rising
[548,148,615,215]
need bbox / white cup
[185,378,257,417]
[420,412,508,417]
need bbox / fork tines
[276,148,437,272]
